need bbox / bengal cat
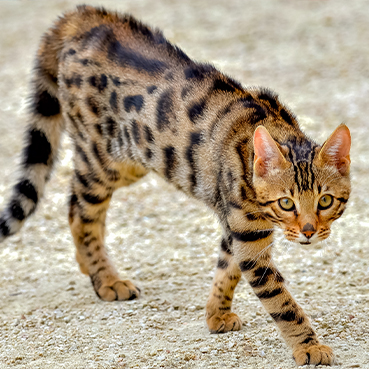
[0,6,351,366]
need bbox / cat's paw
[207,312,242,333]
[96,280,141,301]
[293,344,334,366]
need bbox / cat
[0,5,351,366]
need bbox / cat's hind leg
[68,164,145,301]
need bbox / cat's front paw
[207,312,242,334]
[96,280,141,301]
[293,344,334,366]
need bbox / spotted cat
[0,6,351,366]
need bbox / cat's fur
[0,6,351,366]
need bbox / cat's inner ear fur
[253,126,289,177]
[315,124,351,175]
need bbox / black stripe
[163,146,176,180]
[270,310,297,322]
[258,91,278,110]
[232,229,273,242]
[188,100,206,123]
[0,218,10,236]
[249,267,274,287]
[108,39,167,74]
[280,108,294,126]
[144,125,154,143]
[23,129,51,166]
[33,89,60,117]
[109,91,118,113]
[239,260,255,272]
[106,117,118,137]
[256,288,283,299]
[300,336,317,345]
[217,259,229,269]
[220,238,232,255]
[131,120,141,144]
[75,171,89,188]
[16,180,38,204]
[337,197,348,203]
[86,96,100,116]
[82,193,109,205]
[156,89,174,131]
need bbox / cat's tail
[0,16,70,242]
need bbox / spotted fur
[0,6,351,366]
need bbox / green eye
[318,194,333,210]
[278,197,295,211]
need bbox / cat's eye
[278,197,295,211]
[318,194,333,210]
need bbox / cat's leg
[68,175,140,302]
[231,227,334,366]
[206,236,242,333]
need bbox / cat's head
[253,125,351,245]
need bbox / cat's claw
[207,312,242,334]
[293,344,334,366]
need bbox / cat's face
[252,125,351,245]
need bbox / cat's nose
[301,223,316,239]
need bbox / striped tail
[0,22,66,241]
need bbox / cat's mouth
[299,241,311,245]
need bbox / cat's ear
[317,124,351,175]
[253,126,288,177]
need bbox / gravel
[0,1,369,368]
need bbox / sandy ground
[0,1,369,368]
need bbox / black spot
[163,146,176,181]
[109,75,121,86]
[124,95,144,113]
[144,125,154,143]
[220,238,232,254]
[145,148,153,160]
[181,87,191,100]
[217,259,229,269]
[270,310,297,322]
[0,218,10,236]
[280,108,294,126]
[33,89,60,117]
[23,129,51,166]
[64,74,83,88]
[108,39,167,74]
[94,124,103,135]
[256,288,283,299]
[232,230,273,243]
[156,90,174,131]
[106,117,118,137]
[109,91,118,113]
[131,120,141,144]
[9,200,25,221]
[239,260,254,272]
[258,91,279,110]
[86,96,100,116]
[65,48,76,58]
[188,100,206,123]
[16,180,38,204]
[89,74,108,92]
[147,85,157,94]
